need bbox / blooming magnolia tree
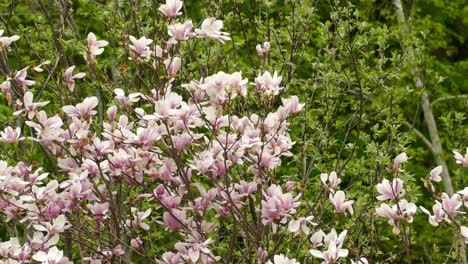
[0,0,466,263]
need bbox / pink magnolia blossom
[0,127,24,144]
[420,202,446,226]
[329,190,354,215]
[126,208,151,230]
[376,199,416,234]
[14,67,35,87]
[168,21,195,41]
[441,193,462,215]
[64,65,86,92]
[129,36,153,61]
[320,171,341,193]
[428,165,443,182]
[158,0,183,18]
[14,91,49,119]
[195,18,231,43]
[255,71,283,96]
[266,254,299,264]
[453,148,468,167]
[33,215,70,235]
[32,247,71,264]
[461,226,468,244]
[0,29,20,48]
[85,32,108,63]
[458,187,468,207]
[376,178,405,201]
[62,97,99,118]
[310,241,348,264]
[288,216,316,235]
[164,57,181,75]
[256,41,270,56]
[261,185,301,230]
[114,88,140,106]
[391,152,408,171]
[87,202,110,222]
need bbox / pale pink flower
[33,215,70,235]
[14,91,49,119]
[453,148,468,167]
[330,190,354,215]
[255,71,283,96]
[14,67,35,87]
[87,202,110,222]
[288,216,316,235]
[441,193,462,215]
[458,187,468,207]
[310,229,326,247]
[126,208,151,230]
[129,36,153,61]
[310,240,349,264]
[195,18,231,43]
[33,60,51,72]
[320,171,341,193]
[32,247,71,264]
[420,202,446,226]
[428,165,443,182]
[266,254,299,264]
[64,65,86,92]
[85,32,108,63]
[281,96,304,116]
[392,152,408,171]
[131,237,142,248]
[0,29,20,48]
[376,178,405,201]
[164,57,181,75]
[261,185,301,229]
[114,88,140,106]
[62,97,99,118]
[461,226,468,244]
[158,0,183,18]
[256,41,270,56]
[0,127,24,143]
[168,20,194,41]
[107,105,118,121]
[376,199,416,234]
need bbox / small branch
[431,94,467,107]
[402,120,433,150]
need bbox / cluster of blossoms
[0,0,466,263]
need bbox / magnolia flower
[85,32,108,63]
[428,165,442,182]
[0,29,20,48]
[195,18,231,43]
[310,230,326,247]
[310,240,349,264]
[376,178,405,201]
[33,60,51,72]
[320,171,341,193]
[13,91,49,119]
[159,0,183,18]
[87,202,110,222]
[453,148,468,167]
[168,20,194,41]
[458,187,468,207]
[376,199,416,234]
[126,208,151,230]
[255,71,283,96]
[14,67,35,87]
[0,127,24,144]
[62,97,99,118]
[288,216,317,235]
[33,215,70,235]
[266,254,299,264]
[164,57,181,75]
[330,190,354,215]
[461,226,468,244]
[261,185,301,229]
[64,65,86,92]
[114,88,140,107]
[32,247,71,264]
[420,202,446,226]
[256,41,270,56]
[351,258,369,264]
[129,36,153,61]
[441,193,462,215]
[391,152,408,171]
